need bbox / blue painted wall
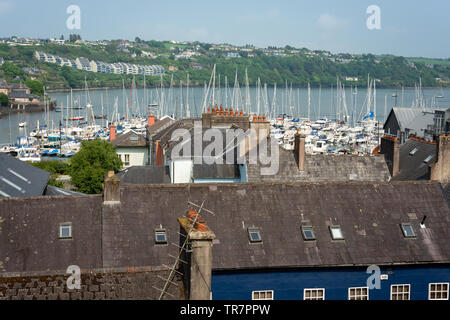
[212,265,450,300]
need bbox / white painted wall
[117,147,148,168]
[170,159,193,183]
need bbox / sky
[0,0,449,58]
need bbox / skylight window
[155,228,168,244]
[424,155,433,163]
[401,224,416,238]
[59,223,72,239]
[301,226,316,241]
[248,228,262,243]
[409,147,419,156]
[329,225,344,240]
[130,136,139,141]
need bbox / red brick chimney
[109,125,116,141]
[148,115,156,127]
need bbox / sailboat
[436,87,444,99]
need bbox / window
[429,283,449,300]
[348,287,369,300]
[391,284,410,300]
[252,290,273,300]
[329,225,344,240]
[409,147,419,156]
[424,155,433,164]
[155,229,167,244]
[129,136,139,141]
[304,288,325,300]
[248,228,262,243]
[124,154,130,166]
[59,223,72,239]
[401,223,416,238]
[301,226,316,241]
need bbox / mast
[224,76,228,109]
[212,64,216,108]
[186,73,190,118]
[245,68,250,114]
[271,83,277,119]
[318,84,322,120]
[374,79,377,122]
[384,94,387,122]
[307,82,311,121]
[127,77,134,121]
[70,88,73,121]
[257,78,261,115]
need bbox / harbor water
[0,86,449,146]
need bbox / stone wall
[0,266,185,300]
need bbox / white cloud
[0,1,13,14]
[317,13,349,31]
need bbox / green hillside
[1,40,449,90]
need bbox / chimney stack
[104,171,120,203]
[294,132,306,171]
[380,135,400,176]
[109,125,116,141]
[431,134,450,184]
[147,114,156,127]
[179,211,216,300]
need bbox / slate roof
[166,127,239,163]
[8,92,40,99]
[193,164,241,180]
[117,166,171,184]
[387,108,423,131]
[44,185,85,196]
[105,181,450,271]
[111,130,147,148]
[392,138,437,181]
[152,119,194,146]
[247,143,391,183]
[0,153,50,198]
[443,183,450,203]
[405,109,447,139]
[147,116,175,137]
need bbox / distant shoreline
[46,85,449,94]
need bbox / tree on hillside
[1,61,24,79]
[25,79,44,96]
[0,93,9,106]
[69,34,82,42]
[69,140,122,194]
